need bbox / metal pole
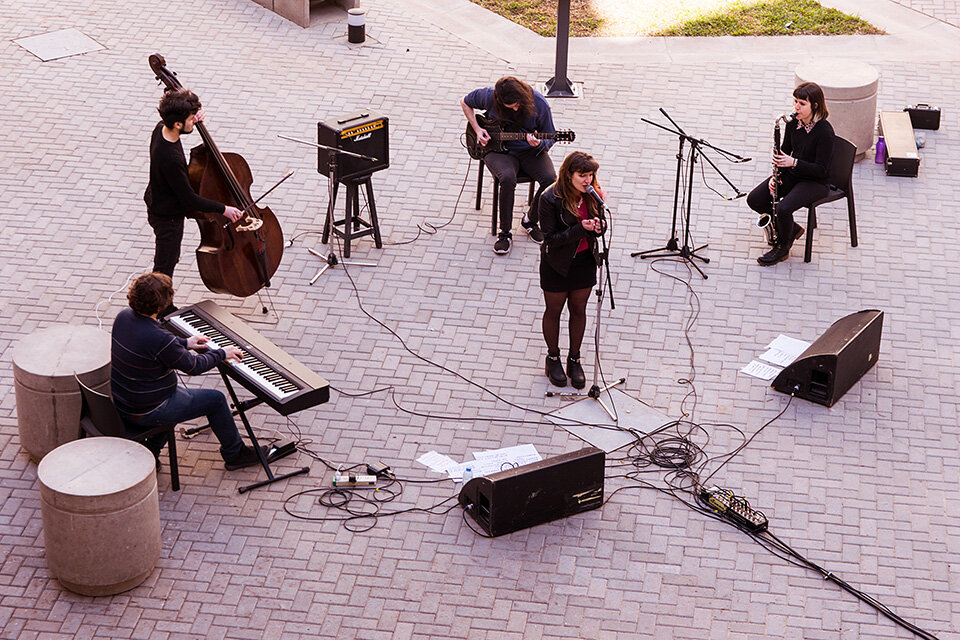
[544,0,576,97]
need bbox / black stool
[474,158,536,236]
[322,176,383,258]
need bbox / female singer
[747,82,835,266]
[538,151,606,389]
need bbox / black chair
[804,136,858,263]
[475,158,536,236]
[75,375,180,491]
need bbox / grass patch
[467,0,604,37]
[466,0,882,37]
[657,0,884,36]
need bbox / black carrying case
[904,104,941,130]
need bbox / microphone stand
[546,195,625,422]
[631,108,748,280]
[278,134,379,282]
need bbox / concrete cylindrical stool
[38,437,161,596]
[348,8,366,43]
[13,325,111,462]
[795,60,879,160]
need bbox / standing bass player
[461,77,557,255]
[144,89,242,313]
[747,82,835,266]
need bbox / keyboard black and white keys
[163,301,329,416]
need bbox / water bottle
[874,136,886,164]
[462,466,473,483]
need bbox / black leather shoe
[757,244,790,266]
[566,355,586,389]
[792,223,804,243]
[545,355,567,387]
[224,445,267,471]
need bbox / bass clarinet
[756,112,795,245]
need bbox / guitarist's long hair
[555,151,602,218]
[494,77,536,119]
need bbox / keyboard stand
[218,371,310,494]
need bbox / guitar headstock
[554,130,576,144]
[149,53,183,92]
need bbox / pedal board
[700,485,768,533]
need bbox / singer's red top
[574,188,604,253]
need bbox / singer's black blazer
[538,185,603,278]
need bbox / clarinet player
[747,82,835,266]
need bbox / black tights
[542,287,592,356]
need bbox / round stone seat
[795,60,879,160]
[13,324,111,462]
[38,437,161,596]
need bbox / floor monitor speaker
[458,447,604,537]
[772,309,883,407]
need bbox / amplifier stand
[322,176,383,258]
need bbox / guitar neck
[495,132,556,141]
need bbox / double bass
[148,54,283,298]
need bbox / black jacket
[538,184,603,277]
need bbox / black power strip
[700,485,768,533]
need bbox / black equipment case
[904,104,941,130]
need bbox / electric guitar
[465,113,576,159]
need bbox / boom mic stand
[546,195,625,422]
[631,108,748,279]
[278,134,379,281]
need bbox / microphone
[585,185,605,207]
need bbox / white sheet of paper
[761,334,811,366]
[449,459,503,482]
[449,445,543,482]
[416,451,458,473]
[473,444,541,466]
[741,360,781,381]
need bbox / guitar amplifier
[458,447,604,537]
[879,111,919,178]
[317,111,389,182]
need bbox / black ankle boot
[545,354,567,387]
[566,354,586,389]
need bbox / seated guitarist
[461,77,557,255]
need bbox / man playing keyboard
[111,272,262,470]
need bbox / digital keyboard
[163,300,330,416]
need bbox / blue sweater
[463,87,556,154]
[111,307,226,414]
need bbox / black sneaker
[757,244,790,266]
[545,354,567,387]
[493,232,512,255]
[521,218,544,244]
[224,444,267,470]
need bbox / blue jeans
[123,387,244,459]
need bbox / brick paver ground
[2,0,958,638]
[891,0,960,26]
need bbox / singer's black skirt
[540,250,597,293]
